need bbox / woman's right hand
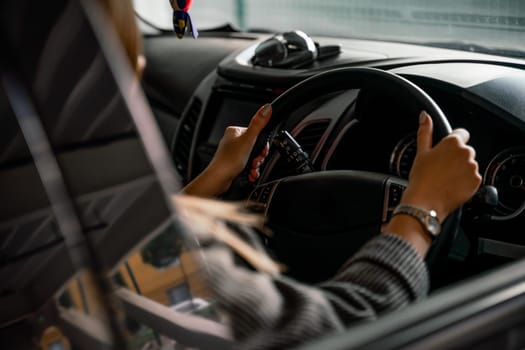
[401,111,482,222]
[181,104,272,198]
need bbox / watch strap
[392,204,441,240]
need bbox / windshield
[134,0,525,58]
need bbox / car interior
[2,0,525,349]
[144,14,525,287]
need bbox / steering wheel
[248,67,460,284]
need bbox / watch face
[393,205,441,237]
[426,216,441,236]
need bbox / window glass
[135,0,525,57]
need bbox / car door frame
[299,257,525,350]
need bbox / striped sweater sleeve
[203,232,429,350]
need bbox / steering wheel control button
[383,182,407,222]
[248,181,280,215]
[249,188,262,202]
[388,183,405,208]
[392,204,442,240]
[272,130,314,174]
[260,185,274,203]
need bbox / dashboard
[143,32,525,277]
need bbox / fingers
[416,111,433,153]
[252,142,269,167]
[249,142,270,183]
[450,128,470,144]
[245,104,272,141]
[248,168,260,183]
[449,128,479,178]
[223,126,245,138]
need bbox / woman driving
[98,0,482,348]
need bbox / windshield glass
[134,0,525,57]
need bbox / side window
[113,226,211,313]
[167,284,191,305]
[1,1,227,348]
[57,230,214,349]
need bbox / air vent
[173,98,202,179]
[294,120,330,159]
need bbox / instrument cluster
[390,134,525,219]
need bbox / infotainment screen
[208,97,264,144]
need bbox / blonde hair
[173,195,284,276]
[97,0,143,74]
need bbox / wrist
[383,214,432,257]
[392,204,441,241]
[182,166,233,198]
[400,188,448,223]
[205,160,238,183]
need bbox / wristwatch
[392,204,441,240]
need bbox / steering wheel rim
[269,67,452,140]
[254,67,460,282]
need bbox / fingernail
[261,104,272,118]
[419,111,427,125]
